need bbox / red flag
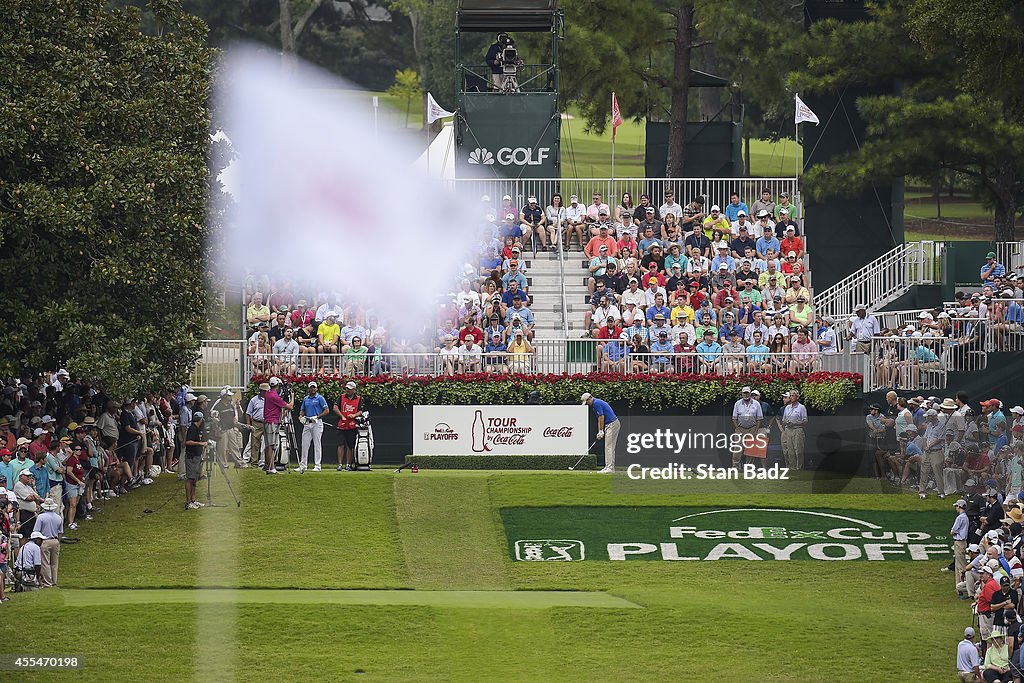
[611,92,622,140]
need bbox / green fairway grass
[1,470,967,681]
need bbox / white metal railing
[866,335,947,392]
[190,340,246,390]
[996,242,1024,275]
[814,241,942,322]
[235,340,865,381]
[452,178,799,219]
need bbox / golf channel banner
[413,405,587,456]
[456,93,560,179]
[503,507,950,562]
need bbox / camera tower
[454,0,562,180]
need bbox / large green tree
[0,0,215,396]
[792,0,1024,240]
[523,0,802,176]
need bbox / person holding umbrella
[581,393,619,474]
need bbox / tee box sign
[503,507,950,562]
[413,405,587,456]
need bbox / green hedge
[249,371,862,414]
[404,454,600,470]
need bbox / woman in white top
[545,193,566,250]
[615,192,635,230]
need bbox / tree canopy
[791,0,1024,240]
[0,0,215,396]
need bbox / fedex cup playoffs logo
[468,146,551,167]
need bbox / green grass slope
[1,470,964,681]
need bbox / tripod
[204,443,241,507]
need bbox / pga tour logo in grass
[505,507,950,562]
[412,405,588,456]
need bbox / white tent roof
[415,121,455,180]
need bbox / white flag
[795,94,819,125]
[426,92,454,124]
[220,47,473,321]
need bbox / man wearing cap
[334,381,365,471]
[245,384,268,469]
[957,626,983,681]
[183,412,208,508]
[701,204,730,238]
[731,388,763,468]
[780,390,808,470]
[14,531,43,587]
[10,440,33,483]
[520,194,552,250]
[581,393,619,474]
[920,408,949,500]
[262,378,294,474]
[296,382,329,473]
[849,304,880,354]
[34,498,62,587]
[211,387,243,468]
[563,194,586,250]
[982,251,1006,287]
[952,498,971,589]
[585,223,619,262]
[15,469,43,538]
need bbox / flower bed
[249,371,862,414]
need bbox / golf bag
[353,411,374,470]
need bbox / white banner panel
[413,405,588,456]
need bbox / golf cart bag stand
[353,412,374,471]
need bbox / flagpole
[611,92,616,181]
[795,93,801,210]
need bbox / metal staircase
[814,241,942,321]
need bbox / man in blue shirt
[951,499,970,592]
[298,381,329,472]
[601,338,629,373]
[582,393,620,474]
[696,329,723,373]
[724,191,749,222]
[650,330,675,372]
[981,251,1005,286]
[755,232,781,260]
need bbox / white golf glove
[299,416,308,425]
[596,430,605,440]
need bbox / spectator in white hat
[563,194,586,251]
[519,195,547,252]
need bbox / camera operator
[297,381,329,473]
[212,387,245,468]
[183,412,207,509]
[262,377,294,474]
[485,32,522,91]
[333,381,365,472]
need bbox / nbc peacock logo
[468,147,494,165]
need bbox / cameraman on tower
[486,32,522,91]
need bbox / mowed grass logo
[502,507,950,562]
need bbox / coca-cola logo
[543,426,575,438]
[492,434,526,446]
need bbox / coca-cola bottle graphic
[472,409,491,453]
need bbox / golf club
[568,439,600,470]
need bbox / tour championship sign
[412,405,587,456]
[502,507,950,562]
